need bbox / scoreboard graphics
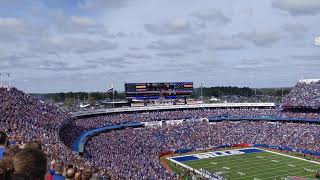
[125,82,193,99]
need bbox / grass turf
[179,150,320,180]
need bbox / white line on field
[166,157,213,179]
[262,148,320,165]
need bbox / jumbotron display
[125,82,193,99]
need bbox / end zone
[169,148,264,163]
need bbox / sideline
[262,148,320,165]
[167,157,213,179]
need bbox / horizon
[28,85,293,94]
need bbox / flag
[107,83,113,93]
[315,36,320,46]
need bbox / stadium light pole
[7,73,10,89]
[200,82,203,100]
[112,87,115,108]
[0,73,2,87]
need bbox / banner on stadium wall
[143,121,162,127]
[175,148,193,154]
[232,143,252,148]
[166,120,184,125]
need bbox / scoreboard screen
[125,82,193,99]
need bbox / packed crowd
[283,80,320,109]
[2,86,320,179]
[74,108,279,130]
[84,121,320,179]
[60,108,280,147]
[219,95,281,103]
[0,131,108,180]
[0,87,110,178]
[66,108,320,145]
[0,87,75,163]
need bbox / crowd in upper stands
[1,81,320,179]
[66,108,320,144]
[219,95,281,103]
[283,80,320,109]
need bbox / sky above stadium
[0,0,320,93]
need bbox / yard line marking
[263,148,320,165]
[304,168,315,172]
[198,157,315,175]
[188,152,284,166]
[189,154,312,171]
[258,167,318,180]
[237,172,245,176]
[235,163,319,180]
[170,148,320,180]
[166,157,212,179]
[198,159,315,179]
[222,166,230,170]
[191,154,320,180]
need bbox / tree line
[31,86,291,103]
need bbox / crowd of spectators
[84,121,320,179]
[0,131,107,180]
[219,95,281,103]
[73,108,279,130]
[0,87,107,179]
[0,87,74,164]
[283,80,320,109]
[2,85,320,179]
[67,108,320,143]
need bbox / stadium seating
[283,80,320,109]
[1,86,320,179]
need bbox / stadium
[1,79,320,179]
[1,0,320,180]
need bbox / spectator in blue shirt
[0,131,8,160]
[53,162,65,180]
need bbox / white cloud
[192,9,231,25]
[281,23,308,33]
[208,35,245,50]
[29,36,118,54]
[78,0,132,10]
[144,19,191,36]
[272,0,320,15]
[238,31,283,46]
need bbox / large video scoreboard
[125,82,193,99]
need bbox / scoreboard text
[125,82,193,99]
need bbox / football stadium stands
[1,80,320,179]
[283,79,320,109]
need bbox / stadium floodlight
[315,36,320,46]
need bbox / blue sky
[0,0,319,93]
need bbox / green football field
[174,149,320,180]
